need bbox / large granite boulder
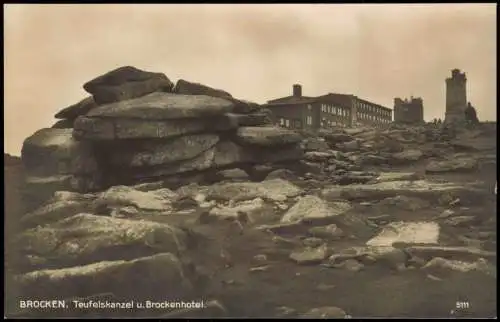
[21,128,98,177]
[83,66,174,105]
[14,253,194,302]
[16,213,187,268]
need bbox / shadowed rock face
[54,96,97,121]
[174,79,233,99]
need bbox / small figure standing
[464,102,479,126]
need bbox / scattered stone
[275,306,297,318]
[421,257,495,277]
[340,258,365,271]
[426,157,478,173]
[373,172,423,183]
[290,244,328,265]
[308,224,344,240]
[208,198,265,221]
[14,253,193,300]
[403,245,496,262]
[366,221,440,247]
[280,195,351,224]
[378,195,431,211]
[444,216,477,227]
[303,137,330,152]
[321,180,482,202]
[93,185,177,212]
[249,266,270,273]
[205,179,302,202]
[253,254,268,262]
[301,306,348,319]
[316,284,336,291]
[390,149,423,164]
[302,237,325,248]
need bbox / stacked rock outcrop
[22,66,301,200]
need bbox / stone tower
[445,69,467,124]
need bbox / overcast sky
[4,4,497,155]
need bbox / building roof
[266,92,391,111]
[266,95,317,105]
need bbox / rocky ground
[4,121,497,318]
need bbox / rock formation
[21,66,302,199]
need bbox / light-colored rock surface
[203,179,302,202]
[301,306,347,318]
[366,221,440,247]
[17,214,187,267]
[426,157,479,173]
[15,253,193,300]
[321,180,482,201]
[209,198,266,221]
[94,185,177,211]
[280,195,351,224]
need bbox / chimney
[293,84,302,97]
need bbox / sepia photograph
[4,3,497,318]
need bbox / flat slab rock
[21,128,98,176]
[85,92,234,120]
[366,221,440,247]
[93,185,178,211]
[177,178,302,203]
[73,113,238,141]
[280,195,352,224]
[14,253,193,300]
[17,213,187,268]
[107,134,220,167]
[234,126,302,147]
[321,180,483,201]
[425,157,479,173]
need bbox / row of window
[320,104,350,118]
[321,119,346,128]
[357,112,391,123]
[357,102,391,117]
[278,118,303,129]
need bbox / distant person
[464,102,479,126]
[437,118,442,125]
